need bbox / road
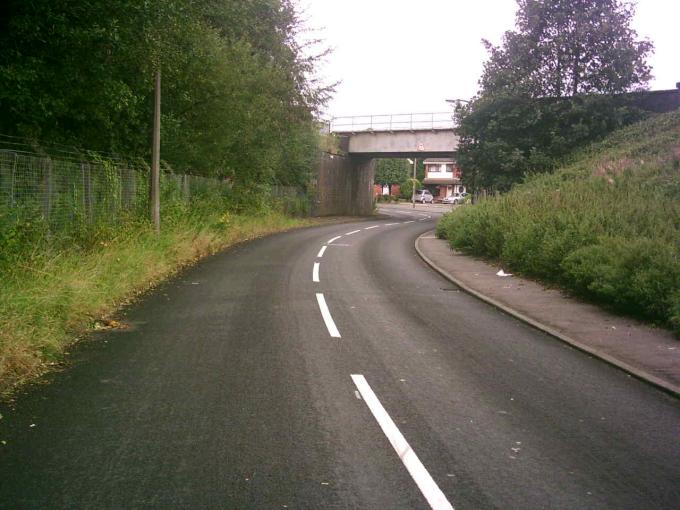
[1,203,679,509]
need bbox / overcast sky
[300,0,680,119]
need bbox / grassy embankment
[437,110,680,335]
[0,204,321,396]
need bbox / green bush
[437,110,680,335]
[399,178,421,200]
[562,237,680,322]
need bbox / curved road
[1,204,679,509]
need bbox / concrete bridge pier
[313,153,375,216]
[346,156,375,216]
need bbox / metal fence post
[42,157,53,222]
[182,174,191,202]
[10,152,17,207]
[0,152,17,207]
[82,162,93,223]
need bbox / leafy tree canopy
[456,0,654,191]
[374,159,411,184]
[480,0,653,98]
[0,0,331,188]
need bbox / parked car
[414,189,433,203]
[443,192,467,205]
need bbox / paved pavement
[416,229,680,396]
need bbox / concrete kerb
[415,231,680,398]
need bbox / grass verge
[0,210,321,396]
[437,110,680,336]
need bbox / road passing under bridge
[314,112,459,216]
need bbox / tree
[399,178,421,200]
[480,0,653,98]
[455,94,646,190]
[374,159,410,185]
[0,0,331,193]
[456,0,654,191]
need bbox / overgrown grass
[437,110,680,335]
[0,193,319,395]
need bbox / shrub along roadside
[0,208,320,397]
[436,110,680,336]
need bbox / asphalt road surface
[1,204,679,509]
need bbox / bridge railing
[330,112,454,132]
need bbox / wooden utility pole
[150,67,161,233]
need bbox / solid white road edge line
[316,293,341,338]
[350,374,454,510]
[345,229,361,235]
[317,245,327,258]
[364,225,379,230]
[313,262,320,283]
[328,235,342,244]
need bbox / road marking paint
[317,245,327,258]
[316,293,341,338]
[351,374,454,510]
[345,229,361,235]
[404,220,415,224]
[355,390,362,400]
[328,236,342,244]
[419,218,428,221]
[385,223,399,226]
[379,209,419,216]
[313,262,320,283]
[364,225,379,230]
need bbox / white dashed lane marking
[313,262,320,283]
[316,293,341,338]
[351,375,455,510]
[317,245,327,258]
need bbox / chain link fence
[0,148,240,234]
[1,149,146,229]
[0,133,314,260]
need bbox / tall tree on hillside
[456,0,654,191]
[480,0,653,98]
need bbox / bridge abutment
[313,153,375,216]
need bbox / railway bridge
[315,112,459,216]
